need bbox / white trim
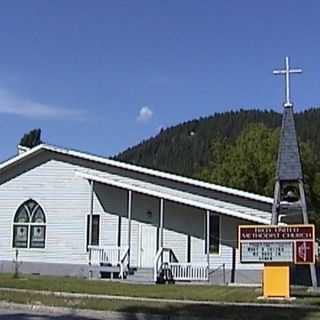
[0,144,273,204]
[138,223,142,268]
[127,190,132,266]
[88,180,94,246]
[206,210,210,265]
[17,145,30,155]
[84,212,88,253]
[76,171,271,224]
[159,198,164,248]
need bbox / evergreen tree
[19,129,42,148]
[197,124,279,196]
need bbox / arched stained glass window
[13,200,46,249]
[14,206,29,223]
[31,206,46,223]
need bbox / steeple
[273,56,303,182]
[276,106,303,181]
[271,57,317,288]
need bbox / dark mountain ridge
[115,108,320,177]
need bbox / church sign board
[241,241,293,263]
[239,225,315,264]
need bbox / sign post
[239,224,315,299]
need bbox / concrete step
[131,268,153,274]
[126,268,154,283]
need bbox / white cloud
[0,89,84,119]
[137,106,153,123]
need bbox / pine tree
[19,129,42,148]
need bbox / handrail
[169,250,178,263]
[119,247,129,279]
[208,263,226,284]
[154,247,178,282]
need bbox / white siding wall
[94,183,122,248]
[209,215,234,269]
[209,215,263,271]
[163,201,188,262]
[0,160,90,264]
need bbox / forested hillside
[115,108,320,177]
[115,108,320,230]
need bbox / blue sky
[1,1,320,161]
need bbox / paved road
[0,309,80,320]
[0,305,174,320]
[0,308,96,320]
[0,306,134,320]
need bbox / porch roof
[76,169,271,225]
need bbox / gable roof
[0,143,273,205]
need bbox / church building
[0,144,272,284]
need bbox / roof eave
[0,143,273,205]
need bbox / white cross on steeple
[273,56,302,107]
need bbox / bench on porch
[88,245,129,279]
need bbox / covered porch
[76,169,270,283]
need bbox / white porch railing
[154,247,209,282]
[169,262,208,281]
[88,245,129,279]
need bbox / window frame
[86,214,100,250]
[12,224,29,249]
[29,224,46,249]
[12,200,47,250]
[207,212,221,256]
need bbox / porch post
[206,210,210,278]
[127,190,132,267]
[88,180,94,266]
[160,198,164,248]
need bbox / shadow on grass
[117,304,320,320]
[0,304,319,320]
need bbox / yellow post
[263,264,290,299]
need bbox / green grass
[0,273,258,302]
[1,273,320,319]
[0,290,320,320]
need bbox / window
[209,214,220,254]
[87,215,100,249]
[13,200,46,249]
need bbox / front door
[139,224,157,268]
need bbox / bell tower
[272,56,318,287]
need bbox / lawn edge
[0,287,319,310]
